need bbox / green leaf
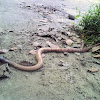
[75,15,81,19]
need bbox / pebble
[63,52,69,56]
[66,39,74,45]
[75,53,80,56]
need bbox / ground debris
[0,49,9,54]
[92,45,100,58]
[92,46,100,52]
[9,47,18,51]
[29,49,36,55]
[92,54,100,58]
[65,39,73,45]
[46,41,60,48]
[87,67,99,73]
[0,64,11,80]
[0,74,9,80]
[68,14,75,20]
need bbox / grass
[75,3,100,46]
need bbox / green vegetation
[75,3,100,46]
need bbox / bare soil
[0,0,100,100]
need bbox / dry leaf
[10,47,18,51]
[29,50,36,55]
[46,41,60,48]
[66,39,73,45]
[92,54,100,58]
[92,46,100,52]
[87,68,99,73]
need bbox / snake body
[0,47,90,71]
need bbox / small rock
[0,75,9,80]
[0,64,11,80]
[75,53,80,56]
[33,42,40,47]
[67,32,73,37]
[66,39,73,45]
[63,52,69,56]
[68,14,75,20]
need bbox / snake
[0,47,91,71]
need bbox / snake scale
[0,47,90,71]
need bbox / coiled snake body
[0,47,90,71]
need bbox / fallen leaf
[46,41,60,48]
[66,39,73,45]
[92,46,100,52]
[29,50,36,55]
[92,54,100,58]
[10,47,18,51]
[87,68,99,73]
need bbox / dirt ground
[0,0,100,100]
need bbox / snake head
[0,57,6,63]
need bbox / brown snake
[0,47,91,71]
